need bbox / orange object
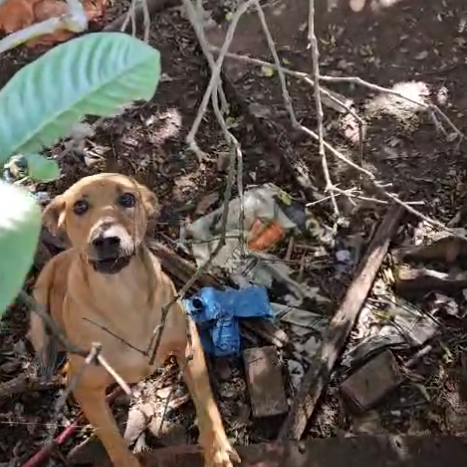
[0,0,107,48]
[247,218,285,251]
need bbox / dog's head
[43,173,158,274]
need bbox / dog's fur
[28,173,240,467]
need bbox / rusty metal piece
[243,346,288,418]
[341,350,402,411]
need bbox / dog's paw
[203,435,241,467]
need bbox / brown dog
[28,173,240,467]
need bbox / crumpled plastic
[183,285,273,357]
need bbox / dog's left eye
[118,192,136,208]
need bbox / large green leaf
[24,154,60,182]
[0,32,161,165]
[0,181,41,317]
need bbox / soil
[2,0,467,465]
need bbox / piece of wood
[147,240,220,293]
[103,0,179,33]
[243,346,288,418]
[278,203,405,440]
[0,373,61,402]
[341,350,402,412]
[396,235,467,264]
[98,436,467,467]
[394,265,467,296]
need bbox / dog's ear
[137,183,159,219]
[42,195,66,236]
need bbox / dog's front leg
[73,382,141,467]
[175,318,240,467]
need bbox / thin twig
[146,0,250,365]
[96,353,132,395]
[318,74,466,142]
[306,0,338,216]
[43,343,102,447]
[185,0,255,160]
[19,291,88,358]
[20,292,135,393]
[83,317,147,355]
[147,137,237,364]
[183,0,228,115]
[206,21,467,240]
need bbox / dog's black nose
[92,234,121,258]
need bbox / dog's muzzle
[88,223,135,274]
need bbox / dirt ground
[2,0,467,465]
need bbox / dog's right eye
[73,199,89,215]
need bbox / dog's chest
[65,298,161,379]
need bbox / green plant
[0,31,161,317]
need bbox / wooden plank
[96,436,467,467]
[243,346,288,418]
[278,203,405,440]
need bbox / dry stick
[83,316,147,355]
[147,147,236,365]
[103,0,179,32]
[251,1,371,205]
[182,0,228,116]
[209,47,365,133]
[318,74,466,142]
[306,0,338,216]
[0,374,61,401]
[278,202,405,440]
[206,48,463,144]
[147,128,237,365]
[185,0,255,158]
[147,0,252,365]
[206,46,467,238]
[183,0,246,251]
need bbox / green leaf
[0,181,41,317]
[24,154,60,182]
[0,32,161,165]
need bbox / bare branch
[318,74,465,142]
[147,0,251,365]
[306,0,338,216]
[185,0,255,160]
[202,8,466,239]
